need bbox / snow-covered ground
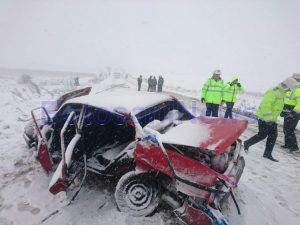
[0,73,299,225]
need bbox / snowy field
[0,73,299,225]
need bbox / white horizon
[0,0,300,92]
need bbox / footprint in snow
[250,171,258,176]
[17,202,40,215]
[0,218,14,225]
[274,195,289,209]
[23,178,32,188]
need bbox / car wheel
[115,171,161,217]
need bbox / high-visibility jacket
[284,91,296,106]
[256,86,285,123]
[223,76,244,103]
[201,78,224,104]
[293,85,300,114]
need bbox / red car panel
[134,143,219,188]
[198,117,248,155]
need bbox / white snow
[1,0,300,92]
[65,89,173,115]
[0,73,299,225]
[65,134,81,166]
[145,110,183,132]
[160,119,211,148]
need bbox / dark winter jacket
[138,77,142,85]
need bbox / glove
[201,98,205,103]
[237,83,241,87]
[287,111,300,119]
[280,111,287,118]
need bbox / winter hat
[292,73,300,82]
[213,70,221,75]
[231,76,238,82]
[281,77,298,91]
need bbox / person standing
[281,73,300,152]
[137,75,143,91]
[201,70,224,117]
[74,76,80,86]
[157,76,161,92]
[157,76,164,92]
[147,76,151,92]
[281,90,299,152]
[223,76,244,119]
[161,76,164,92]
[244,78,298,162]
[152,76,158,92]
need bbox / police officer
[201,70,224,117]
[223,76,244,119]
[281,91,298,151]
[281,73,300,152]
[244,78,298,162]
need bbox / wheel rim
[124,179,154,211]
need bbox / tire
[220,156,245,205]
[115,171,161,217]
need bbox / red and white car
[24,88,247,225]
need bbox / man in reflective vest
[201,70,224,117]
[223,76,244,119]
[244,77,298,162]
[281,90,298,152]
[281,73,300,152]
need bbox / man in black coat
[148,76,151,92]
[158,76,164,92]
[152,76,158,92]
[137,75,142,91]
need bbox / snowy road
[0,75,299,225]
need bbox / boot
[263,154,279,162]
[289,148,299,153]
[281,145,289,149]
[244,141,250,153]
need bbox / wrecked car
[24,89,194,193]
[24,88,247,225]
[115,116,247,225]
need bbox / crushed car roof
[64,89,174,115]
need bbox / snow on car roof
[160,119,211,148]
[161,117,248,154]
[64,89,174,115]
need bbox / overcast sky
[0,0,300,92]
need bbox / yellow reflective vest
[223,77,244,103]
[201,78,224,104]
[293,85,300,114]
[284,91,296,106]
[256,86,285,123]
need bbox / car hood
[160,117,248,155]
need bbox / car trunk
[160,116,248,155]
